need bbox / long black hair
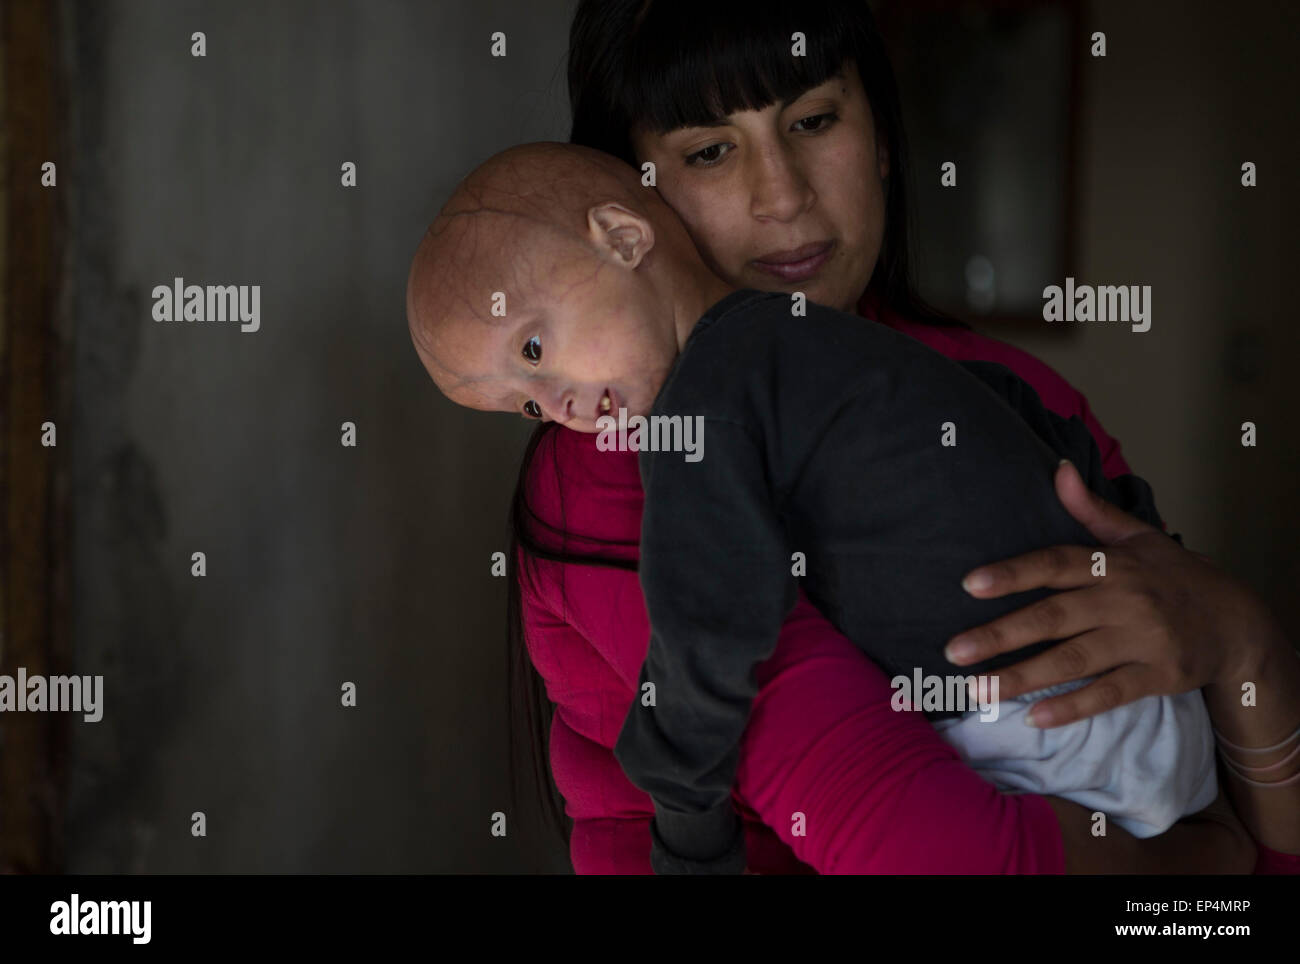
[507,0,964,853]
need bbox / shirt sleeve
[1074,384,1132,480]
[517,557,653,874]
[951,335,1135,481]
[956,360,1166,531]
[614,416,798,874]
[737,590,1068,873]
[1255,845,1300,874]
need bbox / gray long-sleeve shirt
[612,288,1164,874]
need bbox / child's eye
[522,335,542,363]
[522,400,542,419]
[792,111,838,133]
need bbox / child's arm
[957,360,1168,532]
[614,417,795,874]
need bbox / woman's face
[631,61,887,314]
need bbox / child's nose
[540,387,576,424]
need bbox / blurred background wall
[48,0,567,873]
[1,0,1294,872]
[1002,1,1299,630]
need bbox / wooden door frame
[0,0,71,875]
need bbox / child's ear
[587,203,655,268]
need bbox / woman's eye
[522,335,542,362]
[685,142,730,167]
[793,111,838,133]
[522,400,542,419]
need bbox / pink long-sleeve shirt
[517,289,1297,874]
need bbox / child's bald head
[408,143,654,388]
[406,142,718,430]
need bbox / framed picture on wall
[875,0,1084,331]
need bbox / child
[406,142,1218,874]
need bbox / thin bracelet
[1217,737,1300,774]
[1213,717,1300,755]
[1217,750,1300,789]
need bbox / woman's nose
[748,143,816,222]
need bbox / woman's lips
[752,240,834,282]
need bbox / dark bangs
[627,3,861,138]
[569,0,870,165]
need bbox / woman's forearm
[740,594,1066,873]
[1201,619,1300,853]
[1047,790,1255,873]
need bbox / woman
[506,0,1300,873]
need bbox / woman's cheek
[668,181,749,281]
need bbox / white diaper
[932,676,1218,838]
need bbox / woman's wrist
[1199,602,1300,760]
[1206,636,1297,744]
[1212,595,1290,690]
[1198,604,1300,853]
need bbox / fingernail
[962,571,993,593]
[945,637,976,662]
[1025,707,1052,727]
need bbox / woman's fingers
[1020,663,1156,728]
[946,584,1109,664]
[962,627,1123,700]
[960,543,1099,600]
[960,461,1165,600]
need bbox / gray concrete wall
[62,0,572,872]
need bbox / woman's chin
[743,270,837,309]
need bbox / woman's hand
[943,460,1286,728]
